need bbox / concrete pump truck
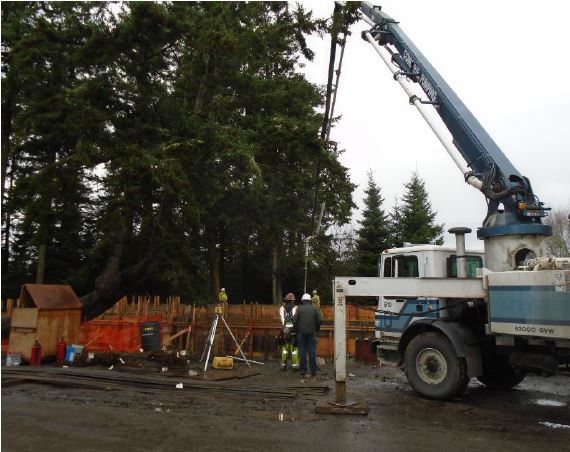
[332,3,570,401]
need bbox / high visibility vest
[280,304,297,326]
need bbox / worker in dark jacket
[294,293,323,377]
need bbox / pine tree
[398,172,444,245]
[389,198,404,248]
[1,2,113,293]
[1,3,356,311]
[355,171,390,276]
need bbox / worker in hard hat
[216,288,228,315]
[311,289,321,311]
[278,292,299,371]
[294,293,323,378]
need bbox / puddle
[534,399,567,407]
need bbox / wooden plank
[315,400,369,415]
[8,329,36,359]
[163,326,191,345]
[200,368,261,381]
[11,308,38,328]
[1,378,27,387]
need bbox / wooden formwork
[3,296,376,360]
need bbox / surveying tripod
[200,304,251,372]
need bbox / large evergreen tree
[1,2,114,296]
[397,172,444,246]
[354,171,390,276]
[1,2,355,314]
[389,197,404,248]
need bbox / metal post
[334,281,347,405]
[449,227,472,278]
[315,279,368,414]
[303,239,310,294]
[200,314,216,361]
[202,315,219,372]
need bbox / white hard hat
[221,288,225,291]
[301,293,311,301]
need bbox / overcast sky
[300,0,570,249]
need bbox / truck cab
[376,245,484,359]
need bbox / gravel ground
[2,358,569,452]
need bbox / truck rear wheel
[404,332,468,400]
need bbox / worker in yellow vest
[278,293,299,370]
[216,288,228,315]
[311,289,321,311]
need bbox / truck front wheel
[404,332,468,400]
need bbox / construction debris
[1,367,330,400]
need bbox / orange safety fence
[78,315,162,353]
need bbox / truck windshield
[383,256,419,277]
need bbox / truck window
[383,255,419,277]
[383,257,394,277]
[447,255,483,277]
[398,256,419,277]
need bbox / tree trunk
[2,169,14,273]
[240,238,249,303]
[193,53,210,114]
[207,226,220,301]
[1,89,13,199]
[271,243,282,305]
[80,207,152,321]
[35,243,47,283]
[219,223,226,289]
[80,210,128,320]
[34,149,56,285]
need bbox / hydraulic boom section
[358,3,551,239]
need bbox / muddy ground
[2,357,569,452]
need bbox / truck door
[377,254,437,333]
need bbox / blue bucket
[65,345,75,362]
[65,344,84,362]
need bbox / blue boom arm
[359,3,551,239]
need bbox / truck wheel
[477,367,525,390]
[404,332,468,400]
